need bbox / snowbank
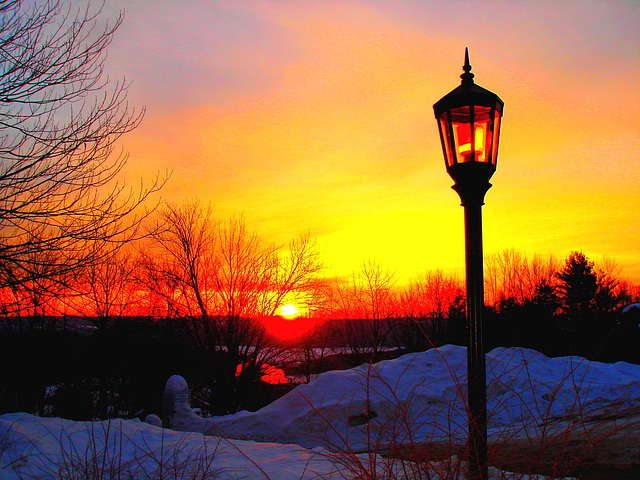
[0,412,572,479]
[199,346,640,451]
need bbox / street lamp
[433,48,503,480]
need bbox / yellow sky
[106,1,640,285]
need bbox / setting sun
[281,303,299,318]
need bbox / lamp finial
[461,47,474,85]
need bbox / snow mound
[144,413,162,427]
[198,346,640,451]
[0,412,574,480]
[165,374,189,392]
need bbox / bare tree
[145,202,216,317]
[259,233,322,317]
[485,249,558,309]
[335,261,397,362]
[211,217,322,319]
[212,215,277,321]
[594,257,632,317]
[398,270,464,349]
[68,246,140,328]
[143,201,322,413]
[0,0,164,287]
[210,214,322,407]
[0,236,65,330]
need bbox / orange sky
[103,1,640,285]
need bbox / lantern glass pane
[450,106,472,163]
[492,109,501,167]
[473,106,492,163]
[438,114,455,167]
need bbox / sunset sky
[101,0,640,285]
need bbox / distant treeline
[1,260,638,422]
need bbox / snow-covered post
[162,375,191,428]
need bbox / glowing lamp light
[456,123,487,160]
[434,48,504,203]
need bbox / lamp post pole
[433,49,503,480]
[459,184,489,480]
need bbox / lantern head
[433,48,504,203]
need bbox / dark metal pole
[464,199,488,480]
[453,179,490,480]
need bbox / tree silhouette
[142,201,321,413]
[594,257,632,317]
[485,249,559,310]
[398,270,464,349]
[555,251,598,344]
[0,0,164,288]
[556,252,597,317]
[334,261,397,362]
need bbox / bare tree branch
[0,0,166,287]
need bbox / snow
[0,412,568,480]
[144,413,162,427]
[165,374,189,392]
[0,413,349,480]
[3,345,637,479]
[200,346,640,451]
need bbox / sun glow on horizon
[264,316,321,342]
[281,303,299,318]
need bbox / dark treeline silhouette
[485,250,640,363]
[0,316,185,420]
[1,246,638,420]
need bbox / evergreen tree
[555,251,598,328]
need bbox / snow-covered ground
[2,345,639,479]
[179,346,640,451]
